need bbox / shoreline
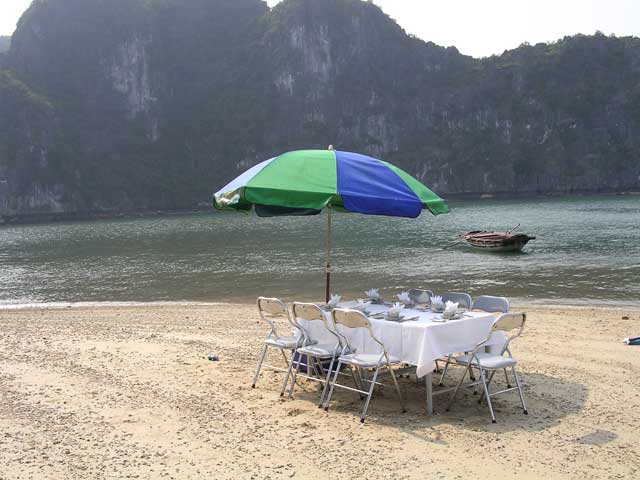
[2,190,639,226]
[2,298,640,311]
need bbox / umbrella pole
[325,206,332,303]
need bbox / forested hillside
[1,0,639,217]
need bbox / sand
[0,303,639,479]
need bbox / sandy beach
[1,303,639,479]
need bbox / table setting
[310,289,503,374]
[295,288,510,415]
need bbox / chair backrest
[473,295,510,313]
[492,312,525,334]
[441,292,473,309]
[257,297,288,317]
[292,302,336,345]
[408,289,433,304]
[486,312,526,355]
[257,297,296,338]
[332,308,370,329]
[332,308,385,354]
[292,302,324,322]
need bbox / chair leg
[319,356,336,407]
[445,363,473,411]
[438,354,452,386]
[360,366,381,423]
[504,368,512,388]
[478,370,496,404]
[280,348,289,365]
[287,352,304,399]
[480,369,497,423]
[310,356,322,380]
[349,365,365,399]
[387,364,406,413]
[251,344,269,388]
[280,350,296,397]
[512,366,528,414]
[324,360,343,411]
[359,368,369,387]
[470,365,480,394]
[468,354,476,381]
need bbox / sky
[1,0,639,57]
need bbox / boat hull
[463,231,535,252]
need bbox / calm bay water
[1,195,639,307]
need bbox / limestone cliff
[0,37,10,54]
[1,0,639,217]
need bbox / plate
[372,313,419,322]
[433,313,464,322]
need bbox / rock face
[0,37,9,54]
[0,70,62,215]
[1,0,639,217]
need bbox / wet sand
[1,303,639,479]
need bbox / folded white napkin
[387,302,405,318]
[431,295,444,310]
[355,299,371,311]
[366,288,380,301]
[396,291,412,306]
[443,301,459,319]
[444,300,458,312]
[328,294,342,307]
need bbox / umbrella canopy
[214,150,448,218]
[213,149,449,301]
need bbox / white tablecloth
[299,301,503,378]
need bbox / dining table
[298,300,504,414]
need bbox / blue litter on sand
[623,337,640,345]
[207,354,219,361]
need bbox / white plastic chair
[285,302,343,406]
[472,295,511,383]
[445,313,528,423]
[323,308,406,423]
[438,295,511,385]
[251,297,306,395]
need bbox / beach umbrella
[213,148,449,301]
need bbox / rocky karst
[1,0,639,217]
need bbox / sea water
[1,195,638,307]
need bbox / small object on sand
[623,337,640,345]
[207,353,220,361]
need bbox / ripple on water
[0,195,639,306]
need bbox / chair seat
[265,336,300,349]
[455,352,517,369]
[339,352,400,368]
[297,343,340,358]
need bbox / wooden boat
[462,230,536,252]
